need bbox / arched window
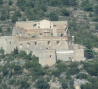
[57,41,60,45]
[27,43,30,47]
[9,42,11,44]
[61,34,64,37]
[20,44,22,48]
[39,33,42,37]
[50,55,52,58]
[16,33,18,36]
[20,33,22,36]
[34,42,37,46]
[48,41,51,45]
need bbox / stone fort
[0,19,85,66]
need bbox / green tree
[83,4,93,11]
[49,12,58,21]
[14,10,21,17]
[0,27,2,33]
[51,69,60,77]
[17,0,26,6]
[0,47,5,55]
[19,79,30,88]
[13,65,22,74]
[2,68,8,76]
[61,82,68,89]
[8,0,13,5]
[0,14,6,21]
[61,9,70,16]
[76,73,88,79]
[35,78,50,89]
[84,41,94,59]
[13,46,18,54]
[11,14,18,23]
[66,67,80,75]
[7,27,11,32]
[94,5,98,14]
[81,83,92,89]
[49,0,60,6]
[0,0,3,4]
[26,0,35,8]
[95,24,98,30]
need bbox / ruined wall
[56,50,74,61]
[15,20,68,30]
[0,36,18,53]
[12,27,25,37]
[15,21,34,30]
[39,20,53,29]
[52,21,68,29]
[17,37,70,53]
[13,20,69,38]
[38,50,56,66]
[74,49,85,61]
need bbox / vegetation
[84,41,94,59]
[0,0,98,88]
[35,78,50,89]
[0,47,97,88]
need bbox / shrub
[49,12,58,21]
[66,68,80,75]
[25,61,34,68]
[18,50,27,58]
[83,4,93,11]
[19,79,30,88]
[95,24,98,30]
[56,63,66,72]
[49,0,60,6]
[31,67,45,76]
[35,78,50,89]
[7,27,11,32]
[61,82,68,89]
[0,0,3,4]
[3,68,8,76]
[56,60,61,64]
[9,78,16,85]
[14,10,21,17]
[11,14,18,23]
[89,12,93,17]
[83,63,97,76]
[8,0,13,5]
[51,69,60,77]
[69,62,79,67]
[60,9,70,16]
[13,65,23,74]
[76,73,88,79]
[94,5,98,14]
[81,83,92,89]
[0,27,2,33]
[13,46,18,54]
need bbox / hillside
[0,48,98,89]
[0,0,98,89]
